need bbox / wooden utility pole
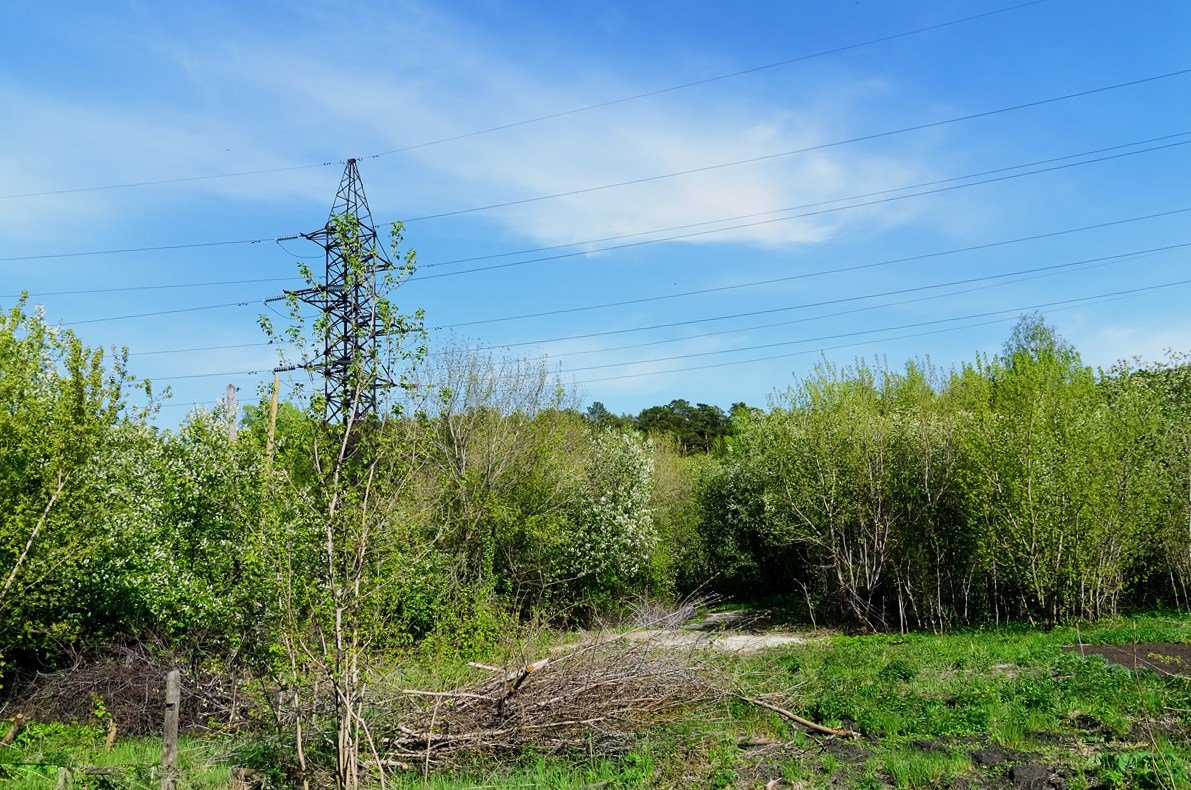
[161,669,180,790]
[265,374,280,471]
[226,384,238,441]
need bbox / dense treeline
[683,319,1191,630]
[0,301,660,676]
[586,397,742,454]
[2,298,1190,685]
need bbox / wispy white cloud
[1080,323,1191,369]
[0,1,942,254]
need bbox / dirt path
[622,609,819,654]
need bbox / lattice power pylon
[279,158,393,426]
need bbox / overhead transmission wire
[39,129,1179,310]
[439,240,1191,348]
[159,399,222,410]
[154,268,1065,394]
[65,300,257,326]
[412,137,1191,282]
[572,279,1191,385]
[429,221,1191,334]
[120,249,1138,363]
[4,67,1190,267]
[363,0,1052,159]
[0,0,1050,201]
[121,207,1191,359]
[535,247,1175,361]
[0,236,279,264]
[415,131,1191,270]
[395,67,1191,224]
[563,268,1185,374]
[8,131,1188,300]
[139,276,1191,384]
[133,241,1190,379]
[4,275,299,299]
[133,341,269,357]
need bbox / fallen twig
[739,695,860,739]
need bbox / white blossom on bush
[564,431,655,591]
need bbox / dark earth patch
[1063,642,1191,676]
[1010,763,1065,789]
[971,745,1029,768]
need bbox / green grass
[879,747,972,789]
[405,613,1190,787]
[0,722,234,788]
[3,613,1189,788]
[716,613,1191,787]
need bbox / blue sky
[3,0,1190,420]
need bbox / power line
[136,276,1190,385]
[64,300,254,326]
[0,0,1050,201]
[131,341,269,357]
[158,399,222,409]
[535,248,1172,360]
[418,131,1191,270]
[428,215,1191,332]
[562,278,1191,374]
[108,213,1189,358]
[363,2,1051,160]
[411,138,1191,282]
[4,127,1184,271]
[3,276,297,300]
[112,248,1133,363]
[465,241,1191,347]
[398,67,1191,224]
[0,237,275,264]
[151,369,265,381]
[428,198,1191,331]
[572,279,1191,384]
[142,243,1149,369]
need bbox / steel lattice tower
[285,158,393,426]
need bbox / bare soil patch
[1063,642,1190,677]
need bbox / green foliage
[1099,749,1190,790]
[880,746,972,789]
[633,398,732,454]
[682,316,1191,628]
[8,293,1191,787]
[0,297,147,664]
[0,723,235,789]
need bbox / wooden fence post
[161,668,180,790]
[1,712,26,745]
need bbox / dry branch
[382,608,714,767]
[3,643,244,736]
[739,695,860,739]
[381,603,856,770]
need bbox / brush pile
[383,605,719,765]
[2,643,240,736]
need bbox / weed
[881,747,972,789]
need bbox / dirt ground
[623,608,817,654]
[1064,641,1191,677]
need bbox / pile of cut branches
[2,643,243,736]
[383,606,717,766]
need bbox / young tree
[262,217,424,788]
